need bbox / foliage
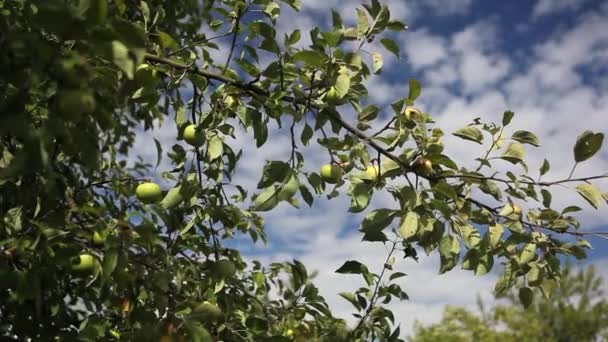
[0,0,606,340]
[409,264,608,342]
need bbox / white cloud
[532,0,591,18]
[403,29,448,69]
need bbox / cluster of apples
[128,123,205,205]
[318,158,434,184]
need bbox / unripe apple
[71,253,96,272]
[211,259,237,279]
[498,203,522,217]
[285,329,294,337]
[224,95,239,108]
[403,107,421,120]
[513,203,522,215]
[193,301,223,322]
[136,182,163,204]
[428,140,444,154]
[413,158,433,175]
[320,164,342,184]
[183,124,205,147]
[57,90,96,121]
[92,231,106,245]
[365,165,381,182]
[325,87,340,102]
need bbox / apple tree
[1,0,607,341]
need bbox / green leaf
[361,209,397,234]
[387,20,407,31]
[339,292,362,311]
[511,130,540,146]
[292,50,327,68]
[301,124,313,145]
[459,224,481,249]
[356,8,369,39]
[518,243,537,266]
[519,287,534,308]
[207,134,223,161]
[153,138,162,168]
[539,278,559,299]
[372,52,383,73]
[576,183,602,209]
[398,211,419,239]
[501,142,526,164]
[502,111,514,126]
[540,158,550,176]
[408,79,421,102]
[335,260,367,274]
[285,29,301,45]
[574,131,604,163]
[541,189,552,208]
[251,185,280,212]
[438,235,460,274]
[161,185,185,210]
[453,126,484,144]
[348,183,373,213]
[111,40,134,79]
[488,223,505,248]
[380,38,399,58]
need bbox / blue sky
[131,0,608,335]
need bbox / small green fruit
[413,158,433,175]
[428,140,444,154]
[57,90,96,121]
[71,253,96,272]
[320,164,342,184]
[136,182,163,204]
[92,231,106,245]
[403,107,421,120]
[211,259,237,279]
[193,301,223,322]
[365,165,380,182]
[513,204,522,215]
[325,87,340,102]
[183,124,205,147]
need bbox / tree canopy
[409,264,608,342]
[1,0,607,341]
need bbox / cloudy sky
[133,0,608,336]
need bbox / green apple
[325,87,340,102]
[224,95,239,108]
[71,253,96,272]
[428,140,444,154]
[513,203,522,215]
[499,203,522,217]
[183,124,205,147]
[135,182,163,203]
[413,158,433,175]
[365,165,380,182]
[193,301,223,322]
[211,259,237,279]
[92,231,106,245]
[57,90,96,121]
[320,164,342,184]
[403,107,421,120]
